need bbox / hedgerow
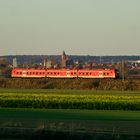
[0,78,139,90]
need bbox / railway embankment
[0,78,139,91]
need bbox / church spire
[61,50,66,68]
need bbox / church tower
[61,50,66,68]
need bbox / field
[0,89,140,139]
[0,108,140,139]
[0,89,140,110]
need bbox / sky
[0,0,140,56]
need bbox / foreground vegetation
[0,89,140,139]
[0,108,140,121]
[0,78,140,90]
[0,89,140,110]
[0,108,140,140]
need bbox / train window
[40,72,42,75]
[74,72,77,75]
[86,73,88,75]
[33,72,34,74]
[71,72,73,75]
[54,72,56,75]
[36,72,38,75]
[20,72,22,74]
[16,72,19,74]
[27,72,29,75]
[58,72,59,75]
[89,72,92,75]
[79,73,81,75]
[82,73,85,75]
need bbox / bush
[0,78,139,91]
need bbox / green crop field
[0,108,140,121]
[0,89,140,110]
[0,88,140,95]
[0,89,140,139]
[0,108,140,139]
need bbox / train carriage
[46,69,77,78]
[12,68,46,78]
[77,69,116,78]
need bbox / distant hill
[1,55,140,65]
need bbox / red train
[11,68,118,78]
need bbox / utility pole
[121,60,125,81]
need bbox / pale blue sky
[0,0,140,55]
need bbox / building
[43,58,52,68]
[61,50,66,68]
[13,57,17,68]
